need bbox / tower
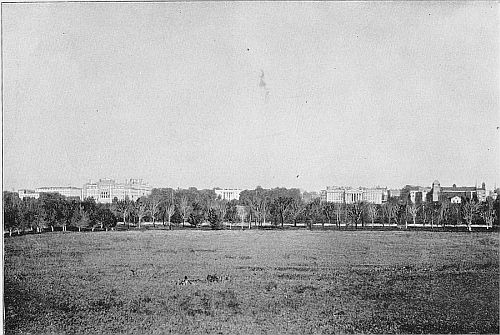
[432,180,441,202]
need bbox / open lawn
[4,230,499,334]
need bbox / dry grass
[4,230,499,334]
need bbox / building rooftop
[441,186,477,192]
[37,186,82,190]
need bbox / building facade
[17,189,40,200]
[387,189,401,200]
[82,178,152,203]
[429,180,487,203]
[35,186,82,199]
[400,186,431,203]
[214,188,242,201]
[409,188,431,203]
[301,191,321,203]
[321,186,387,205]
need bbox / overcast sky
[2,2,499,192]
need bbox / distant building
[401,185,431,203]
[387,189,401,200]
[214,188,242,201]
[82,178,152,203]
[301,191,321,203]
[477,187,488,202]
[362,188,388,204]
[17,189,39,200]
[35,186,82,199]
[345,188,364,204]
[321,186,387,205]
[322,187,344,203]
[489,190,498,200]
[430,180,487,203]
[410,188,431,203]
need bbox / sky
[2,1,499,192]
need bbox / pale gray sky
[2,2,499,191]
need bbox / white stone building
[409,187,431,203]
[321,186,387,205]
[17,189,40,200]
[35,186,82,199]
[82,178,152,203]
[214,188,242,201]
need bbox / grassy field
[4,230,499,334]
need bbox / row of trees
[3,192,118,235]
[3,187,499,236]
[238,188,498,231]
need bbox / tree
[127,200,138,226]
[347,202,364,229]
[383,201,398,226]
[115,199,131,227]
[365,203,378,227]
[60,200,77,232]
[257,188,270,227]
[199,189,217,222]
[259,194,269,227]
[333,203,343,228]
[165,203,175,230]
[178,196,190,227]
[451,203,462,226]
[304,198,321,230]
[462,200,480,232]
[290,199,305,227]
[420,203,427,226]
[226,200,238,229]
[396,203,408,229]
[322,202,336,229]
[424,202,438,228]
[146,195,162,228]
[239,187,270,227]
[481,198,496,229]
[33,201,48,233]
[438,200,450,227]
[3,191,20,236]
[80,197,98,228]
[407,202,418,228]
[95,205,117,231]
[136,197,148,229]
[72,205,90,232]
[207,207,222,230]
[189,201,205,228]
[271,196,294,227]
[495,196,500,227]
[215,199,228,227]
[266,188,301,227]
[236,205,247,230]
[40,193,66,232]
[18,198,37,234]
[158,188,175,226]
[242,197,257,228]
[79,211,91,232]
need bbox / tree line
[3,186,499,236]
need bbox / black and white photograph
[2,1,499,334]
